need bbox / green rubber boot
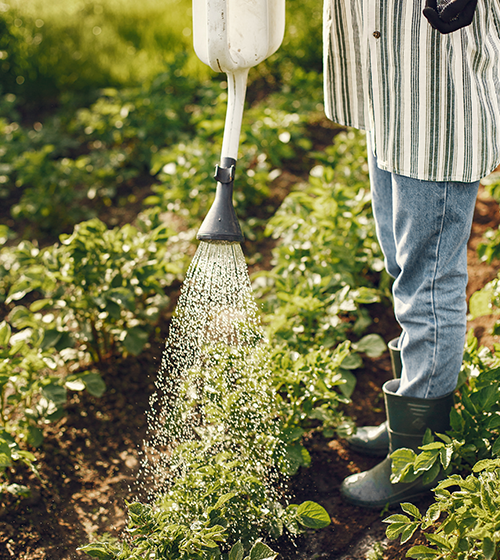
[346,337,401,456]
[340,379,454,509]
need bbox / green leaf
[229,542,244,560]
[27,426,44,448]
[407,545,439,559]
[0,321,11,347]
[419,442,443,451]
[77,542,118,560]
[213,492,236,510]
[473,458,500,472]
[425,503,442,524]
[0,453,12,468]
[422,428,434,446]
[425,534,452,550]
[351,287,380,304]
[480,484,495,514]
[81,373,106,398]
[469,288,493,319]
[281,426,305,444]
[439,446,453,470]
[104,300,121,320]
[54,331,74,352]
[492,435,500,456]
[9,339,26,357]
[248,541,278,560]
[6,278,34,303]
[29,299,53,312]
[384,514,411,524]
[486,413,500,430]
[353,333,387,358]
[338,369,356,398]
[400,522,419,544]
[282,443,310,475]
[461,391,477,415]
[422,459,441,486]
[339,353,363,370]
[41,329,62,350]
[482,537,496,560]
[41,383,67,407]
[385,522,407,540]
[476,384,500,410]
[450,407,464,432]
[390,448,417,483]
[413,450,439,474]
[296,501,331,529]
[123,326,149,355]
[269,517,284,539]
[14,450,36,463]
[401,503,421,519]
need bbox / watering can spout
[197,157,244,243]
[193,0,285,244]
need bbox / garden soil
[1,184,499,560]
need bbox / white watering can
[193,0,286,242]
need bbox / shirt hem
[375,157,500,184]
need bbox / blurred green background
[1,0,323,107]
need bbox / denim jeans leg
[368,144,401,280]
[368,147,479,398]
[390,173,479,398]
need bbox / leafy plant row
[0,19,388,554]
[1,129,386,560]
[77,129,387,559]
[0,56,320,241]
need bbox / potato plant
[0,317,105,496]
[383,335,500,558]
[385,460,500,559]
[79,338,333,559]
[388,329,500,488]
[3,218,188,363]
[255,130,385,352]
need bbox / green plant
[385,459,500,559]
[0,316,106,496]
[270,342,357,446]
[468,274,500,340]
[382,330,500,558]
[80,336,332,559]
[4,218,189,363]
[255,131,384,352]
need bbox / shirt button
[373,31,381,39]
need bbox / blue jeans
[368,148,479,399]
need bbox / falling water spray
[138,0,287,529]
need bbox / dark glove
[423,0,478,34]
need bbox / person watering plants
[322,0,500,508]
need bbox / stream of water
[139,241,283,501]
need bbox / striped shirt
[323,0,500,182]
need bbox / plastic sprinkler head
[196,157,244,243]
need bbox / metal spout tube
[197,157,244,243]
